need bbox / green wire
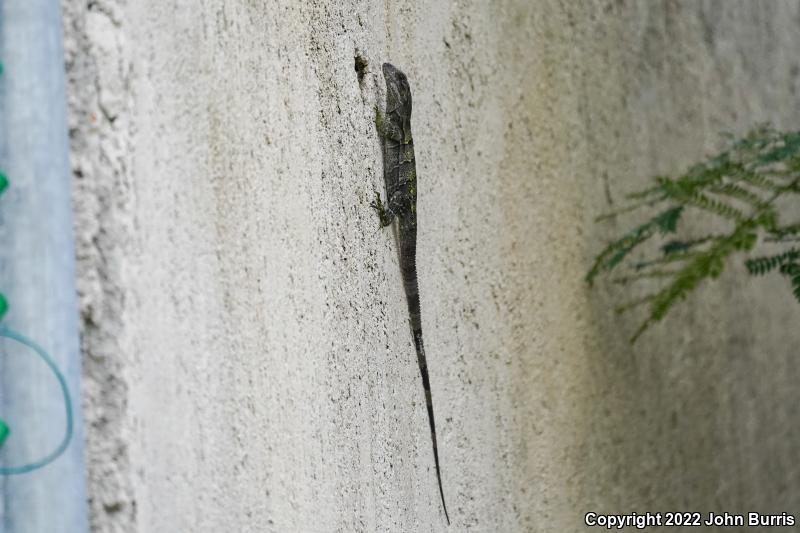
[0,325,74,475]
[0,60,72,474]
[0,419,8,448]
[0,61,6,452]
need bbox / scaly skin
[372,62,450,525]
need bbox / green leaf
[661,240,694,255]
[745,249,800,275]
[588,125,800,342]
[756,132,800,164]
[586,206,683,285]
[768,223,800,239]
[738,170,782,192]
[654,205,684,233]
[792,274,800,303]
[709,182,766,208]
[685,193,744,221]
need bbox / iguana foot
[370,191,394,227]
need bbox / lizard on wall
[371,62,450,525]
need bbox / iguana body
[372,62,450,525]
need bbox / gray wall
[62,1,800,531]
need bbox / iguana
[371,62,450,525]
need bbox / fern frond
[657,168,724,202]
[655,170,747,221]
[752,209,778,232]
[769,223,800,237]
[777,262,800,303]
[639,229,752,331]
[744,248,800,275]
[729,124,773,157]
[587,206,683,285]
[708,183,767,208]
[792,273,800,303]
[684,193,744,221]
[729,229,758,251]
[737,169,783,192]
[766,223,800,242]
[786,154,800,174]
[778,178,800,194]
[588,125,800,342]
[756,132,800,165]
[778,261,800,276]
[647,250,723,322]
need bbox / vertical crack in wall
[62,0,136,531]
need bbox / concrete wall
[61,0,800,531]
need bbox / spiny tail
[414,330,450,525]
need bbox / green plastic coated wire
[0,60,72,475]
[0,324,73,475]
[0,419,8,447]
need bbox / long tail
[414,330,450,525]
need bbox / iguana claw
[370,191,393,227]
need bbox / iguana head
[382,63,412,117]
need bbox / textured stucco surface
[62,1,800,531]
